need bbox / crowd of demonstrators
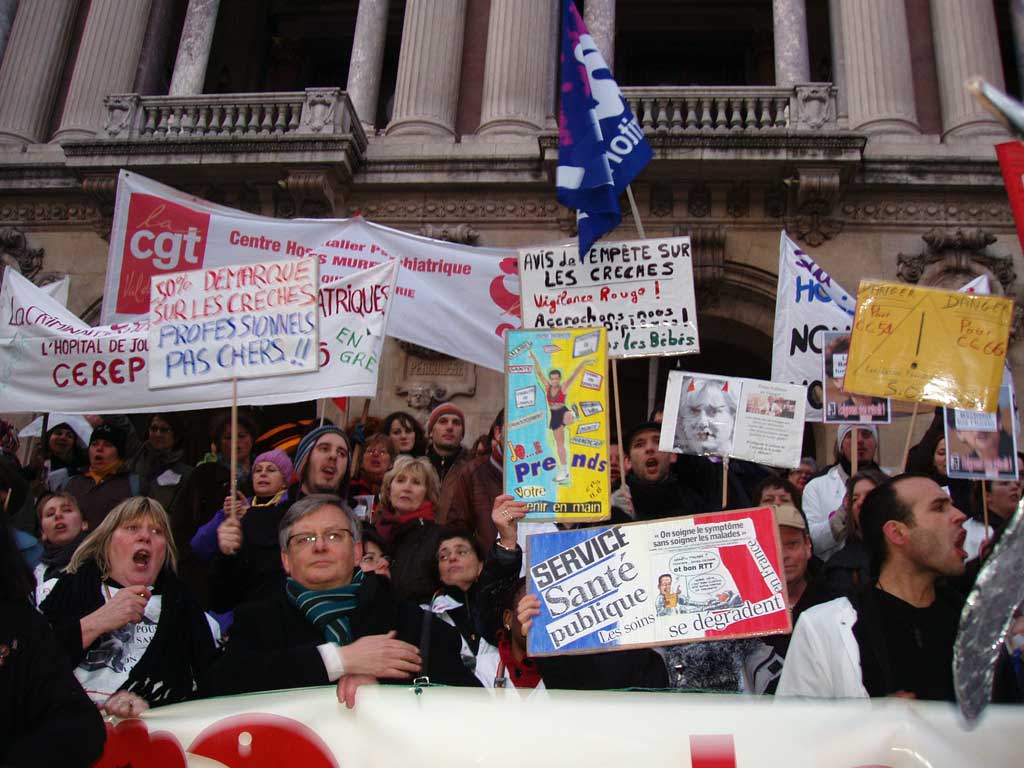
[822,469,889,597]
[777,473,1013,700]
[375,455,441,601]
[802,424,880,561]
[441,410,504,549]
[612,421,709,520]
[40,497,221,714]
[208,494,479,705]
[33,492,90,606]
[4,392,1023,760]
[1,514,106,768]
[127,413,193,512]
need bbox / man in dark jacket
[209,494,479,707]
[612,421,710,521]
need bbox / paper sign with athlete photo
[821,331,891,424]
[945,384,1019,480]
[503,328,610,522]
[525,507,790,657]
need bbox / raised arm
[529,349,549,389]
[564,358,590,389]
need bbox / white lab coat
[775,597,869,699]
[801,465,848,562]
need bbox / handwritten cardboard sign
[518,236,699,358]
[844,280,1012,412]
[526,507,790,657]
[659,371,807,469]
[504,327,610,522]
[148,258,319,388]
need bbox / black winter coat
[209,572,481,695]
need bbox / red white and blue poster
[526,507,790,657]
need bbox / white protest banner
[660,371,807,469]
[148,257,319,388]
[518,236,699,357]
[41,276,69,306]
[89,686,1021,768]
[770,231,855,420]
[102,170,520,370]
[525,507,788,657]
[0,262,395,413]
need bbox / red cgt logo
[117,193,210,315]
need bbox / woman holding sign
[529,351,588,483]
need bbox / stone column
[477,0,550,136]
[773,0,810,87]
[583,0,615,73]
[0,0,19,66]
[168,0,220,96]
[0,0,79,145]
[53,0,153,141]
[838,0,919,135]
[346,0,390,130]
[386,0,466,138]
[930,0,1006,139]
[134,0,181,95]
[827,0,848,125]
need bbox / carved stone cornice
[786,167,843,246]
[276,169,339,218]
[897,228,1016,293]
[840,199,1012,227]
[417,223,479,245]
[0,226,44,279]
[354,195,561,223]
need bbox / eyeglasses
[438,546,473,563]
[360,552,393,566]
[287,529,353,549]
[364,448,391,457]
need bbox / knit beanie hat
[253,448,294,484]
[293,425,351,487]
[89,423,127,458]
[836,424,879,452]
[427,403,465,433]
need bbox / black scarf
[40,560,218,707]
[39,532,88,582]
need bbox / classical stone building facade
[0,0,1022,464]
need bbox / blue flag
[556,0,652,258]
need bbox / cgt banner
[102,171,521,370]
[0,262,395,413]
[526,507,788,657]
[518,236,699,357]
[89,686,1021,768]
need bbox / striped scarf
[285,569,365,645]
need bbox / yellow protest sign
[844,280,1012,412]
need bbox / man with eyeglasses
[210,494,479,707]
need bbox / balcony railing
[621,83,839,134]
[97,88,367,150]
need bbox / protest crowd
[1,390,1022,765]
[1,0,1023,764]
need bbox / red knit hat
[427,403,465,433]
